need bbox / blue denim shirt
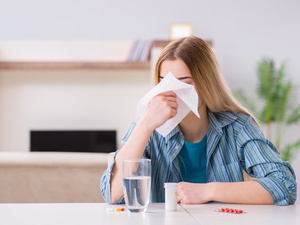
[100,110,297,205]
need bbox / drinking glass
[123,159,151,213]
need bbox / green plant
[234,58,300,162]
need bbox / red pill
[120,208,125,211]
[217,208,244,214]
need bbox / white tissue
[135,72,200,137]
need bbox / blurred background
[0,0,299,202]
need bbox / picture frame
[169,23,193,40]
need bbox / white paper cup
[164,182,178,211]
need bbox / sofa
[0,152,111,203]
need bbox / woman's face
[159,59,194,85]
[160,59,204,115]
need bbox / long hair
[154,36,260,126]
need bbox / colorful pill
[217,208,244,214]
[106,208,114,212]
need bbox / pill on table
[106,208,114,212]
[216,208,245,214]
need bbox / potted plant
[234,58,300,162]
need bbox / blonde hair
[154,36,259,126]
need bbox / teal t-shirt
[178,134,207,183]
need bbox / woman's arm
[110,120,153,203]
[110,91,178,203]
[177,181,273,204]
[212,181,274,204]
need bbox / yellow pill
[115,208,120,211]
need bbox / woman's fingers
[176,182,211,204]
[169,108,177,119]
[159,90,176,97]
[142,91,178,130]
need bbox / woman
[101,36,296,206]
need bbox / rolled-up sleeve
[237,118,297,205]
[100,150,125,204]
[100,122,143,204]
[100,123,136,204]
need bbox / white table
[0,203,197,225]
[180,202,300,225]
[0,202,299,225]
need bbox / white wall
[0,0,300,200]
[0,69,151,151]
[1,0,299,104]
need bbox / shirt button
[175,146,179,150]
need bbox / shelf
[0,39,212,70]
[0,61,150,70]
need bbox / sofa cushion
[0,152,109,203]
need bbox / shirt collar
[207,110,238,136]
[162,110,238,141]
[164,125,182,143]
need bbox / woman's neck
[179,105,209,143]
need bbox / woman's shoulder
[221,111,265,141]
[212,111,261,135]
[231,111,254,127]
[212,111,253,127]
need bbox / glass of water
[123,159,151,213]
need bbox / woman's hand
[177,182,213,204]
[176,181,274,205]
[141,91,178,131]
